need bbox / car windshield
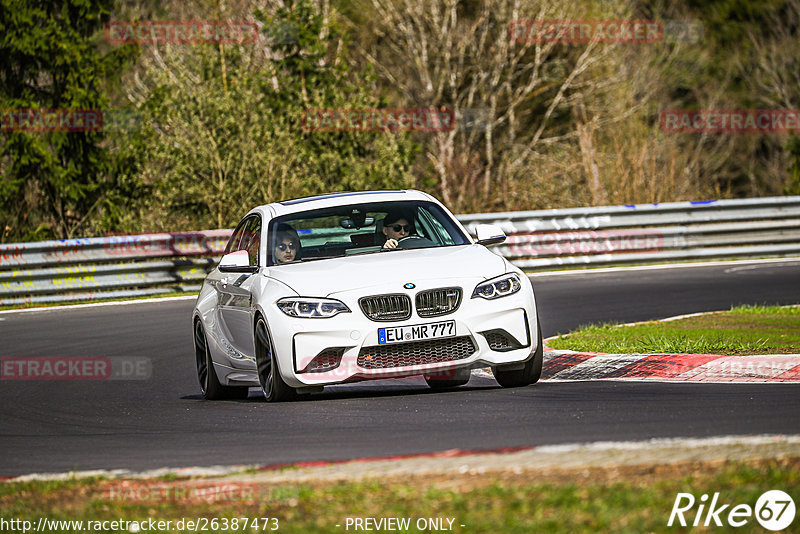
[266,201,470,266]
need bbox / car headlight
[472,273,522,300]
[276,297,351,318]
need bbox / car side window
[224,218,249,254]
[418,207,453,245]
[242,216,261,266]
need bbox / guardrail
[1,196,799,306]
[0,231,230,306]
[458,196,800,270]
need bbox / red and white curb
[541,349,800,382]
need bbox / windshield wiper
[299,254,345,261]
[353,247,401,256]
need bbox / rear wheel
[255,317,296,402]
[493,320,544,388]
[194,320,249,400]
[424,367,471,389]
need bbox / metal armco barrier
[0,231,231,306]
[1,197,799,306]
[457,196,800,270]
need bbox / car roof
[252,190,439,219]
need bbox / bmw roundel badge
[403,283,416,289]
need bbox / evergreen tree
[0,0,136,241]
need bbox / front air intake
[299,347,346,373]
[358,336,476,369]
[416,287,462,317]
[359,294,412,322]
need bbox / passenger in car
[274,224,301,264]
[381,210,415,249]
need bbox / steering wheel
[397,235,436,249]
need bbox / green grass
[0,458,797,533]
[547,304,800,355]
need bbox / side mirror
[475,224,506,246]
[219,250,258,273]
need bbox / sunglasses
[388,224,411,233]
[276,242,297,251]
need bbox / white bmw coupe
[192,190,542,401]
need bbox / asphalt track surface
[1,260,800,477]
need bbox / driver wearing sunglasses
[381,210,415,249]
[274,224,301,264]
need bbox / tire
[493,319,544,388]
[424,367,471,389]
[194,320,250,400]
[255,317,296,402]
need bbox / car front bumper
[269,280,539,387]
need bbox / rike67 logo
[669,490,795,530]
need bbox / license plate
[378,320,456,344]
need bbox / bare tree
[746,0,800,111]
[745,0,800,194]
[354,0,638,211]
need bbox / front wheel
[255,317,296,402]
[493,319,544,388]
[194,321,249,400]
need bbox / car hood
[265,244,507,297]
